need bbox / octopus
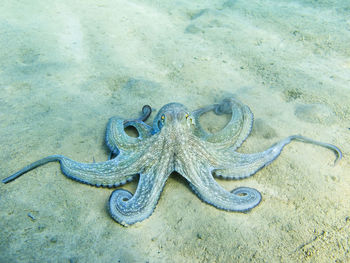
[2,97,342,226]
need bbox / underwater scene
[0,0,349,262]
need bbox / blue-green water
[0,0,349,262]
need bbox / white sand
[0,0,349,262]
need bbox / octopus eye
[186,113,194,126]
[157,115,165,130]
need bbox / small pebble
[37,225,46,232]
[69,257,78,263]
[27,212,36,221]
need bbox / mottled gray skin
[2,98,342,226]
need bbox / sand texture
[0,0,349,262]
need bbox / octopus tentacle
[186,162,261,211]
[213,135,342,180]
[59,155,138,187]
[192,98,253,150]
[2,155,63,184]
[124,120,152,139]
[2,153,145,187]
[106,105,153,156]
[137,105,152,122]
[108,151,172,226]
[191,104,217,139]
[175,144,261,212]
[291,135,342,164]
[123,105,153,140]
[105,117,151,155]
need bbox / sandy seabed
[0,0,349,262]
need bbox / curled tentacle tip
[142,105,152,113]
[108,189,134,224]
[108,189,146,226]
[230,187,262,211]
[109,189,133,203]
[330,146,342,166]
[333,154,342,166]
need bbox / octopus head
[152,102,194,134]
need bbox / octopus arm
[185,161,261,212]
[108,150,172,226]
[59,155,141,187]
[213,135,342,180]
[192,98,253,150]
[191,104,217,139]
[2,153,143,187]
[105,117,152,155]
